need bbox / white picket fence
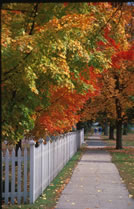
[2,129,84,204]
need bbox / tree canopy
[1,3,134,147]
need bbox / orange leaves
[47,13,96,32]
[10,10,22,15]
[35,65,102,137]
[37,85,95,136]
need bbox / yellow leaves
[6,37,11,44]
[46,13,96,33]
[58,53,66,59]
[57,23,62,30]
[31,87,39,94]
[71,202,75,205]
[2,130,8,136]
[31,114,37,120]
[129,194,133,198]
[97,189,102,192]
[41,194,46,200]
[94,68,101,74]
[27,45,33,50]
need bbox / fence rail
[2,129,84,204]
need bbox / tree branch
[2,51,32,82]
[94,4,123,39]
[2,8,32,13]
[29,3,38,35]
[2,4,39,82]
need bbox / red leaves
[37,65,102,136]
[112,47,134,69]
[37,85,93,136]
[118,49,134,61]
[63,2,68,7]
[97,41,106,47]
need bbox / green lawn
[102,133,134,147]
[102,132,134,199]
[109,148,134,199]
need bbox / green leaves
[2,2,132,143]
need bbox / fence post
[29,140,36,204]
[38,138,44,195]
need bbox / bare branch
[2,8,32,13]
[94,4,123,39]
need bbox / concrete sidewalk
[55,136,134,209]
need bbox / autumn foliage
[80,25,134,148]
[31,67,101,139]
[1,3,134,144]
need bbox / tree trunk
[114,74,123,149]
[76,121,83,130]
[116,120,122,149]
[109,125,114,140]
[15,140,22,166]
[35,141,39,147]
[15,140,22,156]
[104,121,108,136]
[123,122,128,135]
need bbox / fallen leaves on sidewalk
[97,189,102,192]
[129,194,133,198]
[72,202,76,205]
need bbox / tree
[80,45,134,149]
[2,2,132,144]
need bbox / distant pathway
[55,135,134,209]
[86,134,107,148]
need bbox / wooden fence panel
[2,129,84,205]
[2,147,29,205]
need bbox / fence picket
[2,152,3,198]
[29,140,36,204]
[17,148,22,204]
[24,148,27,203]
[48,141,50,184]
[5,149,9,204]
[11,149,15,204]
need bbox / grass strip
[3,149,84,209]
[102,133,134,199]
[109,148,134,199]
[102,133,134,147]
